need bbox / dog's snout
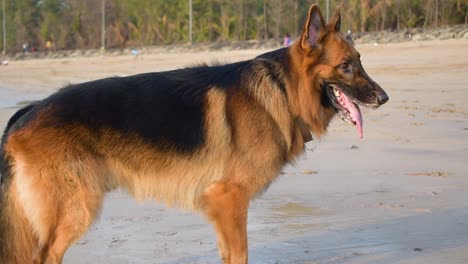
[377,90,389,105]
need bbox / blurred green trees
[0,0,466,51]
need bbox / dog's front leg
[201,182,249,264]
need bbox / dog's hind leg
[12,160,106,264]
[34,189,104,264]
[35,218,79,264]
[6,128,112,263]
[40,213,90,263]
[37,173,105,264]
[202,182,249,264]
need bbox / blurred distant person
[130,48,139,58]
[283,33,292,47]
[346,29,354,45]
[45,40,52,53]
[22,42,29,54]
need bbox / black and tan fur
[0,5,388,264]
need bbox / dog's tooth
[333,88,340,97]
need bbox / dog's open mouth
[327,85,363,138]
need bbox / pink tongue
[340,92,363,138]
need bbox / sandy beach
[1,39,467,264]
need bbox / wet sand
[1,39,467,263]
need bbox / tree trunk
[242,6,247,40]
[209,1,214,41]
[238,0,244,40]
[375,14,379,31]
[274,1,282,39]
[465,9,467,25]
[263,0,267,40]
[396,0,400,31]
[423,0,431,28]
[293,0,298,36]
[381,8,386,31]
[381,16,385,31]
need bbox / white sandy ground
[0,39,467,264]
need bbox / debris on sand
[406,171,451,177]
[301,170,318,175]
[413,208,432,213]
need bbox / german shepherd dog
[0,5,388,264]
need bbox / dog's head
[290,5,388,138]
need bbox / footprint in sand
[410,122,424,126]
[108,236,128,248]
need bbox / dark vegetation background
[1,0,467,52]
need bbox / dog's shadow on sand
[165,207,468,264]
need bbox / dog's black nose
[377,91,389,105]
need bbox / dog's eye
[341,62,350,70]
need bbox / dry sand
[0,39,467,264]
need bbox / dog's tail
[0,104,38,263]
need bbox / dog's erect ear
[328,7,341,32]
[301,4,326,51]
